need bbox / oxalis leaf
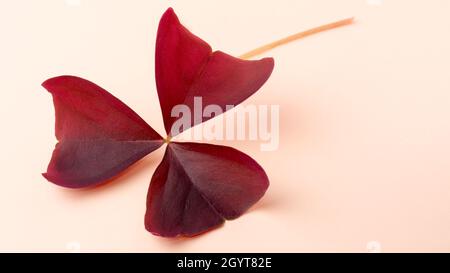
[42,7,352,237]
[42,8,273,237]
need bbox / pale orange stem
[239,17,354,59]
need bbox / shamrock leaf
[42,76,164,188]
[145,142,269,237]
[156,8,274,136]
[42,7,352,237]
[41,8,272,236]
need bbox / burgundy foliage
[42,8,274,237]
[156,8,274,135]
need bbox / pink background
[1,0,450,252]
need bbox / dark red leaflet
[145,142,269,237]
[42,76,164,188]
[155,8,274,136]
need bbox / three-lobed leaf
[42,8,273,237]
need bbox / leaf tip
[263,56,275,72]
[41,78,55,91]
[41,75,76,93]
[161,7,179,24]
[41,172,50,181]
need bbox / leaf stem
[239,17,354,59]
